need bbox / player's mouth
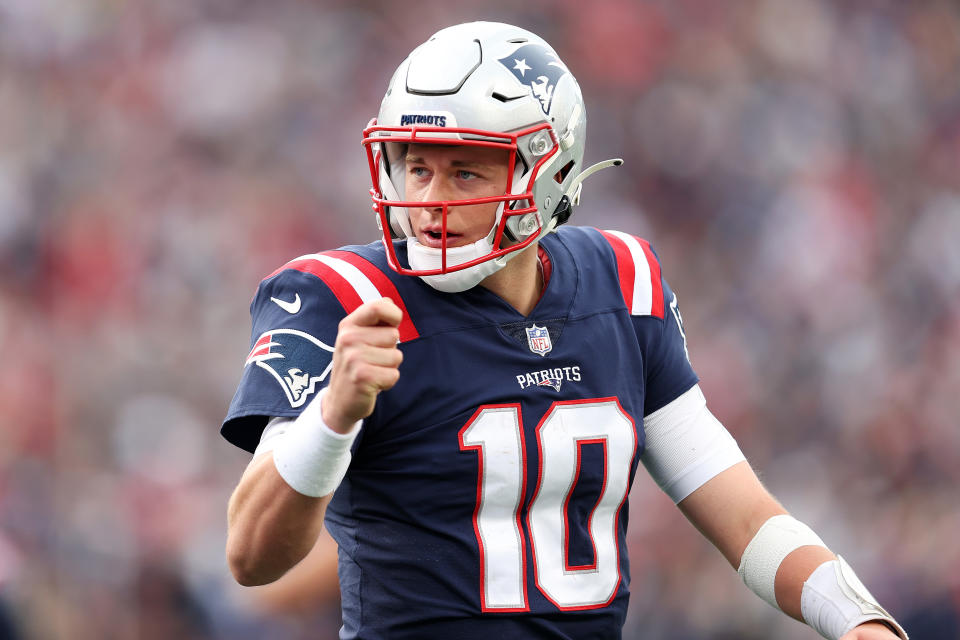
[419,226,465,249]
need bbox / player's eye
[456,170,478,181]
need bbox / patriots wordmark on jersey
[223,226,696,639]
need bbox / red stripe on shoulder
[326,251,420,342]
[269,256,365,316]
[636,239,664,319]
[596,230,635,311]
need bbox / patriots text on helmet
[400,114,448,127]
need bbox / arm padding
[640,384,745,503]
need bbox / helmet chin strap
[407,195,520,293]
[407,237,522,293]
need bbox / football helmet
[362,21,621,292]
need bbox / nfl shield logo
[525,324,552,357]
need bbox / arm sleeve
[640,384,745,503]
[251,416,291,460]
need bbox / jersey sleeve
[221,248,421,453]
[595,229,698,416]
[221,268,345,453]
[637,276,698,416]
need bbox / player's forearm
[738,515,907,638]
[681,465,906,638]
[226,384,363,586]
[226,453,329,586]
[683,481,833,621]
[678,461,787,568]
[774,544,838,620]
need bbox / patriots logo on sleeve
[498,43,569,115]
[245,329,335,408]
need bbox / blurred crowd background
[1,0,958,638]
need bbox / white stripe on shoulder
[604,230,653,315]
[295,253,382,303]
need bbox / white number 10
[458,399,637,612]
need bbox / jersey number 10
[458,398,636,612]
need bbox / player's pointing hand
[322,298,404,433]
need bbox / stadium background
[0,1,958,638]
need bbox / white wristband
[271,387,361,498]
[801,557,908,640]
[737,514,826,610]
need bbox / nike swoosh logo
[270,293,301,314]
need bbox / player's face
[404,144,510,249]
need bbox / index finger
[347,298,403,328]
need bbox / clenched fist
[322,298,404,433]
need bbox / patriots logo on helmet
[498,44,569,115]
[245,329,334,407]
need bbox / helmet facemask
[363,122,563,291]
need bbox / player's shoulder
[552,225,659,269]
[258,240,390,294]
[554,226,666,319]
[253,240,420,342]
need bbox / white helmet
[362,21,621,292]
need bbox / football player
[223,22,908,640]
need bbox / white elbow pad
[801,556,909,640]
[737,514,826,609]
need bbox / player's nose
[421,173,454,212]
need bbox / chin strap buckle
[553,196,573,226]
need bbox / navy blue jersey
[222,226,697,639]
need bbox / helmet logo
[499,44,568,115]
